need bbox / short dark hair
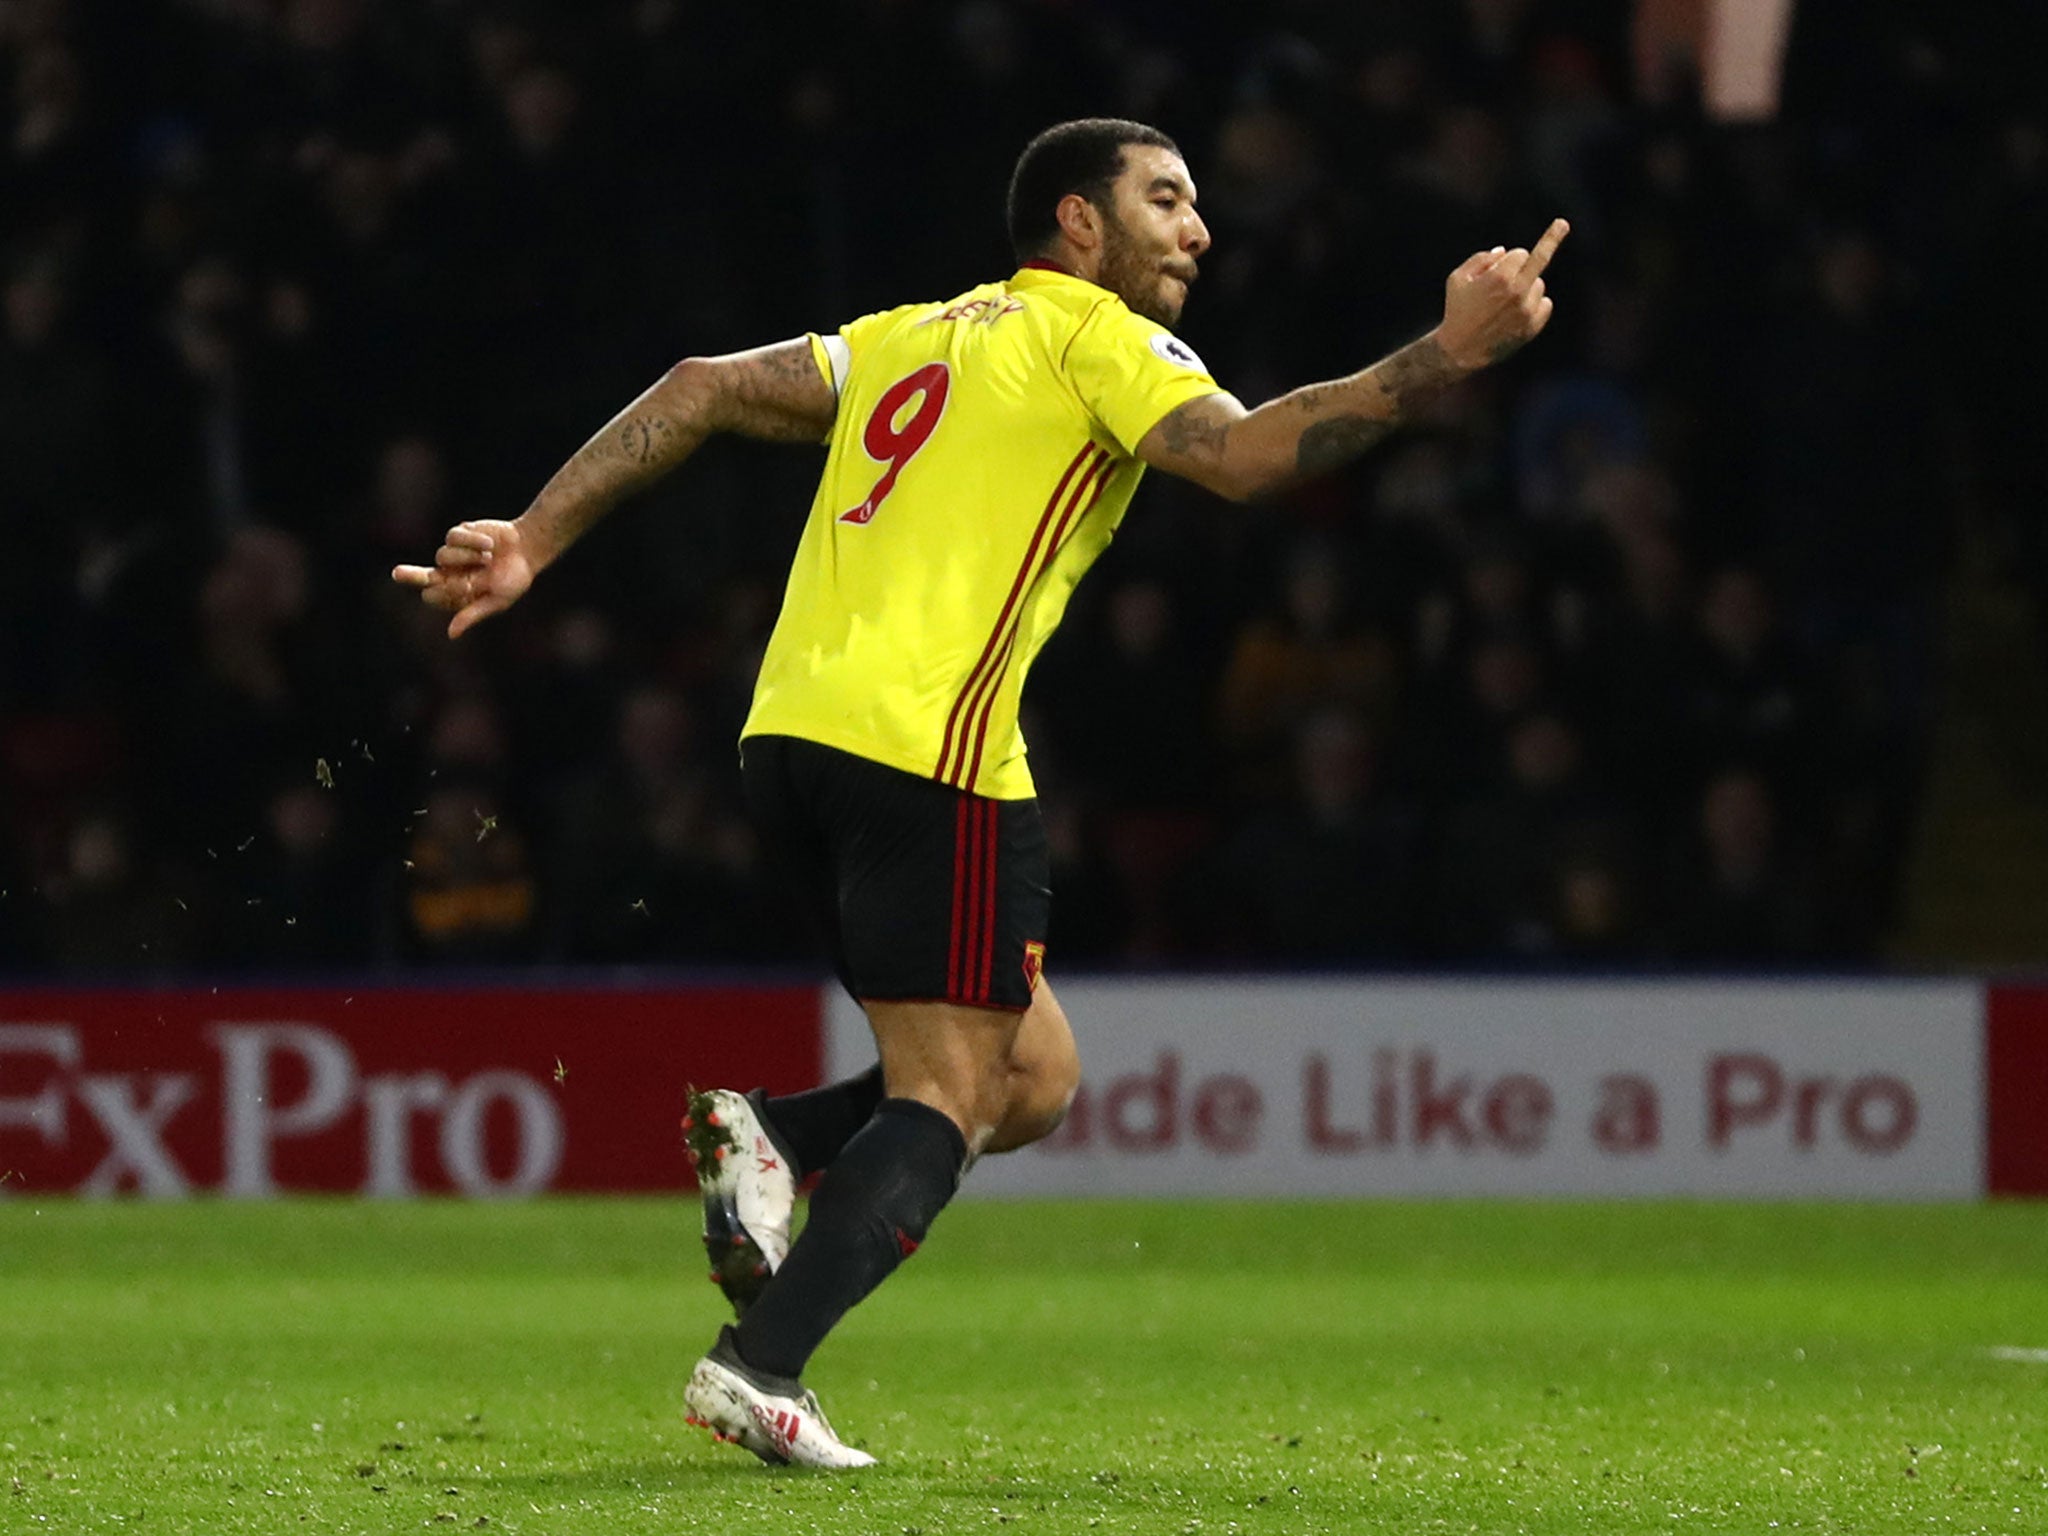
[1006,118,1181,262]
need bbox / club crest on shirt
[1022,940,1046,991]
[1149,332,1206,372]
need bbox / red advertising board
[0,985,820,1197]
[1986,984,2048,1197]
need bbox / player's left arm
[1139,219,1567,503]
[393,338,835,637]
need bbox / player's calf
[728,1096,967,1381]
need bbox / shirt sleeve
[805,332,851,396]
[1063,300,1225,456]
[810,303,927,399]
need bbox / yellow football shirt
[741,266,1224,799]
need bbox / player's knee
[1039,1045,1082,1130]
[1006,1045,1082,1146]
[1031,1079,1079,1139]
[954,1057,1017,1153]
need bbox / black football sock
[762,1063,886,1177]
[732,1097,966,1381]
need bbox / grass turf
[2,1200,2045,1534]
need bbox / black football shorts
[741,734,1050,1012]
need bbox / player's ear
[1054,191,1102,253]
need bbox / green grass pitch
[4,1199,2046,1534]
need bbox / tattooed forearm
[511,336,838,568]
[1296,416,1394,477]
[1373,334,1462,412]
[1140,329,1471,499]
[619,415,676,465]
[1283,334,1462,480]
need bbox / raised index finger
[1522,218,1570,280]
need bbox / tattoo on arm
[1158,397,1234,462]
[720,338,839,443]
[517,337,832,568]
[1144,334,1463,498]
[760,342,825,386]
[619,416,675,464]
[1291,334,1461,479]
[1373,334,1461,414]
[1296,416,1394,477]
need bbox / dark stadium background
[3,0,2044,981]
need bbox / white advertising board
[825,979,1984,1198]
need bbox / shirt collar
[1012,261,1113,298]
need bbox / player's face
[1098,146,1210,327]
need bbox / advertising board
[0,985,819,1197]
[828,979,1985,1198]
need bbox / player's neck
[1019,254,1113,293]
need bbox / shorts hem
[853,991,1033,1016]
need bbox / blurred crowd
[2,0,2041,976]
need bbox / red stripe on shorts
[963,797,988,1003]
[978,798,999,1002]
[946,794,971,1000]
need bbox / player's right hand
[1434,218,1569,374]
[391,518,535,639]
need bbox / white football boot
[683,1087,797,1316]
[683,1330,877,1470]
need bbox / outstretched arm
[392,337,836,636]
[1139,219,1568,502]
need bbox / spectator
[403,782,535,965]
[1679,565,1816,802]
[1217,539,1401,798]
[1577,516,1695,839]
[1430,711,1621,960]
[549,685,766,963]
[1664,767,1819,965]
[0,260,106,703]
[42,811,196,973]
[1213,708,1422,962]
[161,527,336,852]
[1548,841,1646,966]
[211,777,378,969]
[1057,578,1211,812]
[1756,228,1941,741]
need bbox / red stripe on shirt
[936,445,1095,787]
[958,450,1117,792]
[953,447,1112,791]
